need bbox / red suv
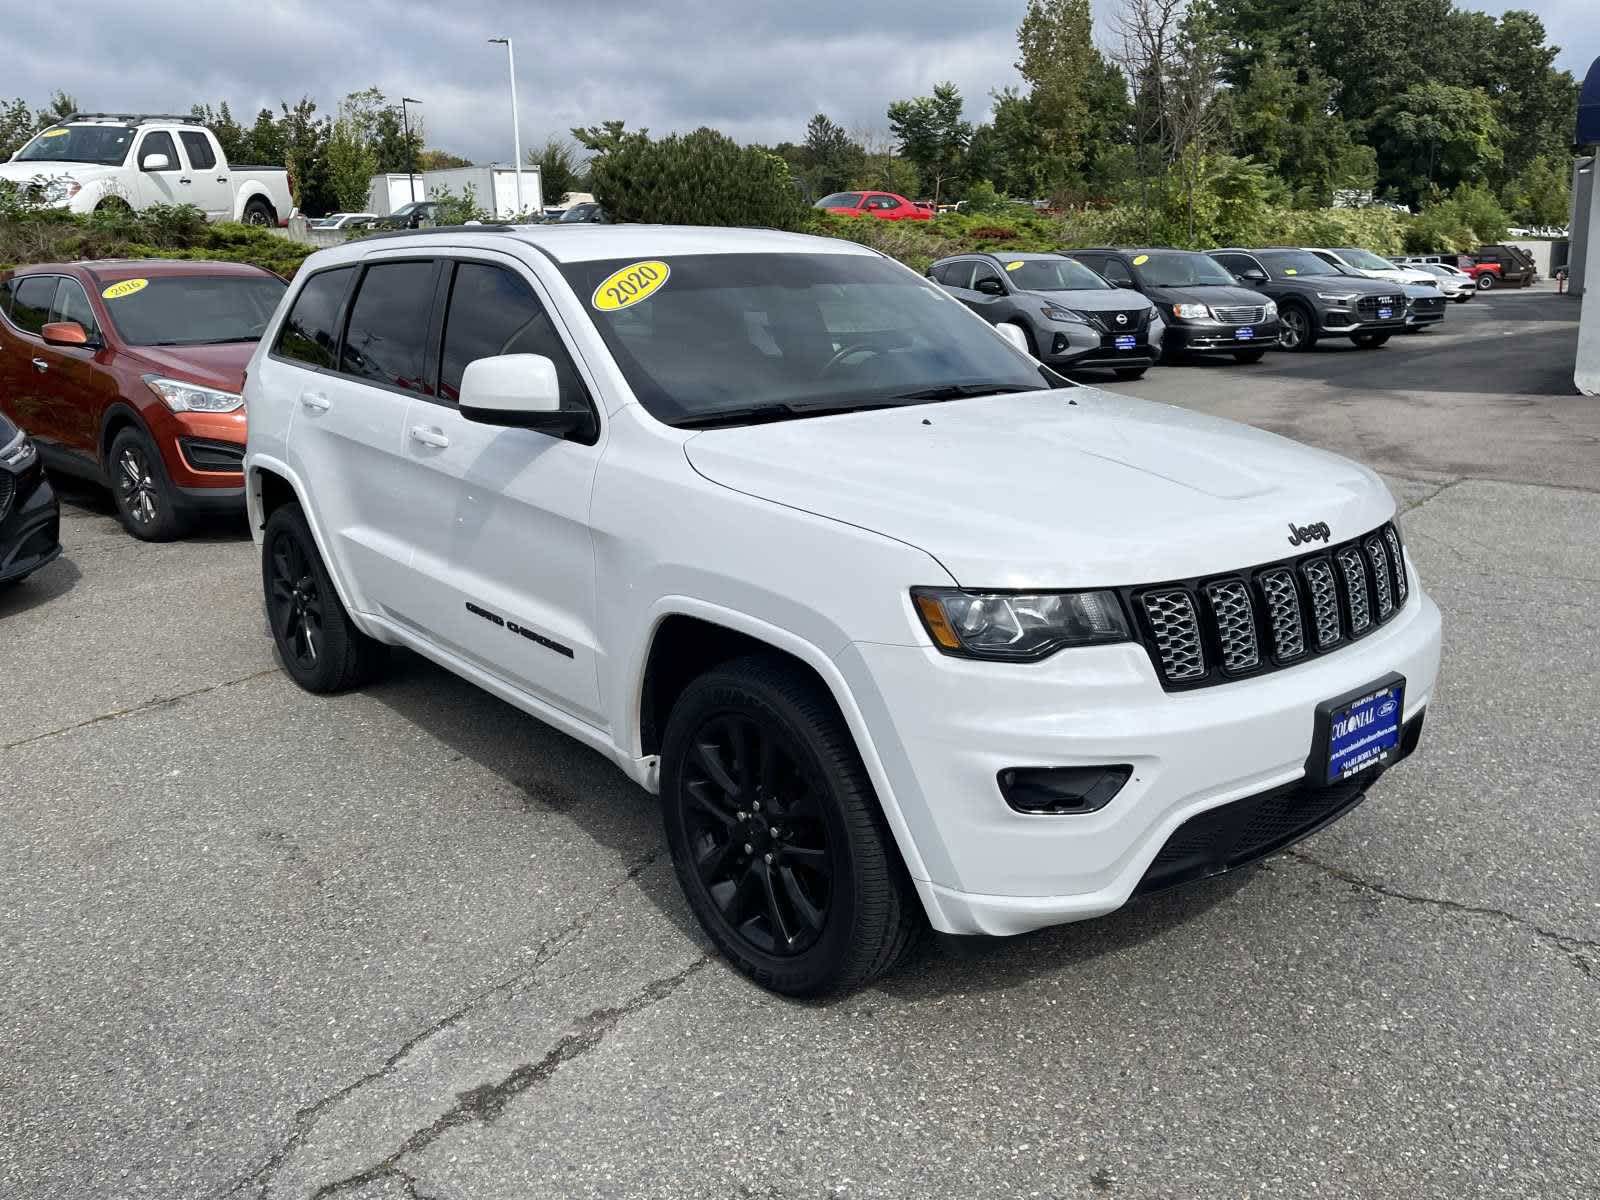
[813,191,932,221]
[0,260,286,540]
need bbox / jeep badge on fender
[1287,520,1332,546]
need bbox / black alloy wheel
[679,712,835,959]
[266,527,325,673]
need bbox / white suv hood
[684,388,1394,588]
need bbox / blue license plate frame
[1114,334,1137,351]
[1234,327,1254,340]
[1311,674,1406,786]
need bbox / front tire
[1477,274,1495,290]
[1278,305,1317,351]
[109,426,188,541]
[1352,332,1391,348]
[1232,349,1266,363]
[262,503,385,693]
[660,655,920,996]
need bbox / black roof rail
[358,224,518,241]
[64,112,207,125]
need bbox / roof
[323,224,880,266]
[932,250,1063,263]
[5,259,277,282]
[1061,247,1186,255]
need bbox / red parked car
[0,260,286,540]
[813,191,933,221]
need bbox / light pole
[400,97,422,203]
[488,37,524,218]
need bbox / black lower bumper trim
[1134,710,1424,896]
[175,484,246,513]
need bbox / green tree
[798,114,864,198]
[531,136,584,206]
[417,149,471,171]
[325,112,377,212]
[0,98,37,159]
[1500,153,1569,227]
[1370,83,1502,202]
[887,83,970,205]
[585,125,806,229]
[1016,0,1101,181]
[246,108,284,166]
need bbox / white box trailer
[367,173,424,216]
[366,166,542,220]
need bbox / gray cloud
[0,0,1591,167]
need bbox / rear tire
[261,503,385,693]
[242,198,275,227]
[1352,332,1391,348]
[660,655,921,996]
[1112,367,1147,380]
[1232,349,1266,363]
[108,426,188,542]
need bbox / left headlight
[1,434,36,467]
[143,375,244,413]
[912,587,1131,661]
[1171,303,1209,320]
[40,179,82,204]
[1263,300,1278,318]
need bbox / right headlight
[1171,303,1209,320]
[1263,300,1278,318]
[912,588,1130,661]
[1317,292,1359,303]
[143,375,244,413]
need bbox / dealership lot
[2,285,1596,1198]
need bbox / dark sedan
[1058,248,1281,363]
[0,412,62,586]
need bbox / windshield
[1007,258,1113,291]
[560,252,1058,427]
[98,275,287,346]
[16,125,135,166]
[1335,248,1396,272]
[1257,251,1341,278]
[1131,251,1237,287]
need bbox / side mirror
[995,322,1032,356]
[41,320,91,348]
[1241,270,1268,284]
[975,277,1006,296]
[140,152,170,171]
[458,353,594,440]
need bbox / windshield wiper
[672,400,901,430]
[886,383,1039,402]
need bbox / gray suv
[929,252,1165,379]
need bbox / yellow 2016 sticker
[592,260,669,311]
[40,129,70,139]
[1132,254,1150,266]
[102,279,149,300]
[1005,260,1025,271]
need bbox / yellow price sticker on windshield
[40,129,69,138]
[1285,268,1298,276]
[102,279,149,300]
[1005,260,1024,271]
[592,260,669,312]
[1132,254,1149,266]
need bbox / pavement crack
[308,955,710,1200]
[218,843,667,1199]
[1284,849,1600,977]
[2,667,281,751]
[1394,476,1465,516]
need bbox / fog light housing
[998,764,1133,815]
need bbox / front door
[397,255,606,727]
[131,131,195,210]
[42,277,114,459]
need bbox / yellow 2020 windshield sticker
[1005,260,1024,271]
[1132,254,1149,266]
[592,261,669,312]
[102,279,149,300]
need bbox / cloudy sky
[1,0,1593,164]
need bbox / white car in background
[0,114,293,225]
[311,213,377,231]
[1306,247,1441,289]
[1409,262,1475,302]
[243,225,1442,996]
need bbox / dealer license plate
[1234,327,1254,340]
[1320,679,1405,785]
[1378,307,1393,319]
[1115,334,1137,350]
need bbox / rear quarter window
[276,267,355,369]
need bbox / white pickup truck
[0,113,294,226]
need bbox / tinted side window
[139,131,178,171]
[11,276,56,334]
[971,263,1004,290]
[276,267,355,369]
[340,261,437,393]
[52,279,100,337]
[439,263,588,411]
[179,131,217,171]
[0,278,14,317]
[1100,258,1133,285]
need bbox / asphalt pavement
[1,283,1596,1199]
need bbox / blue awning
[1580,56,1600,146]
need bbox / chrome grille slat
[1365,537,1394,618]
[1141,589,1205,681]
[1203,579,1260,673]
[1302,558,1342,649]
[1209,304,1266,324]
[1336,546,1371,633]
[1384,526,1407,603]
[1258,568,1305,661]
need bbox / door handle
[179,177,193,185]
[299,390,331,412]
[409,425,450,448]
[217,176,229,183]
[31,357,48,373]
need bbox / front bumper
[0,472,63,583]
[148,407,248,493]
[839,572,1441,936]
[1164,319,1281,354]
[1039,322,1164,370]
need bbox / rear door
[274,261,422,614]
[396,254,606,726]
[178,131,231,220]
[0,275,75,454]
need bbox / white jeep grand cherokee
[244,225,1442,995]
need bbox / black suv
[1059,248,1280,362]
[0,412,62,587]
[1208,249,1409,351]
